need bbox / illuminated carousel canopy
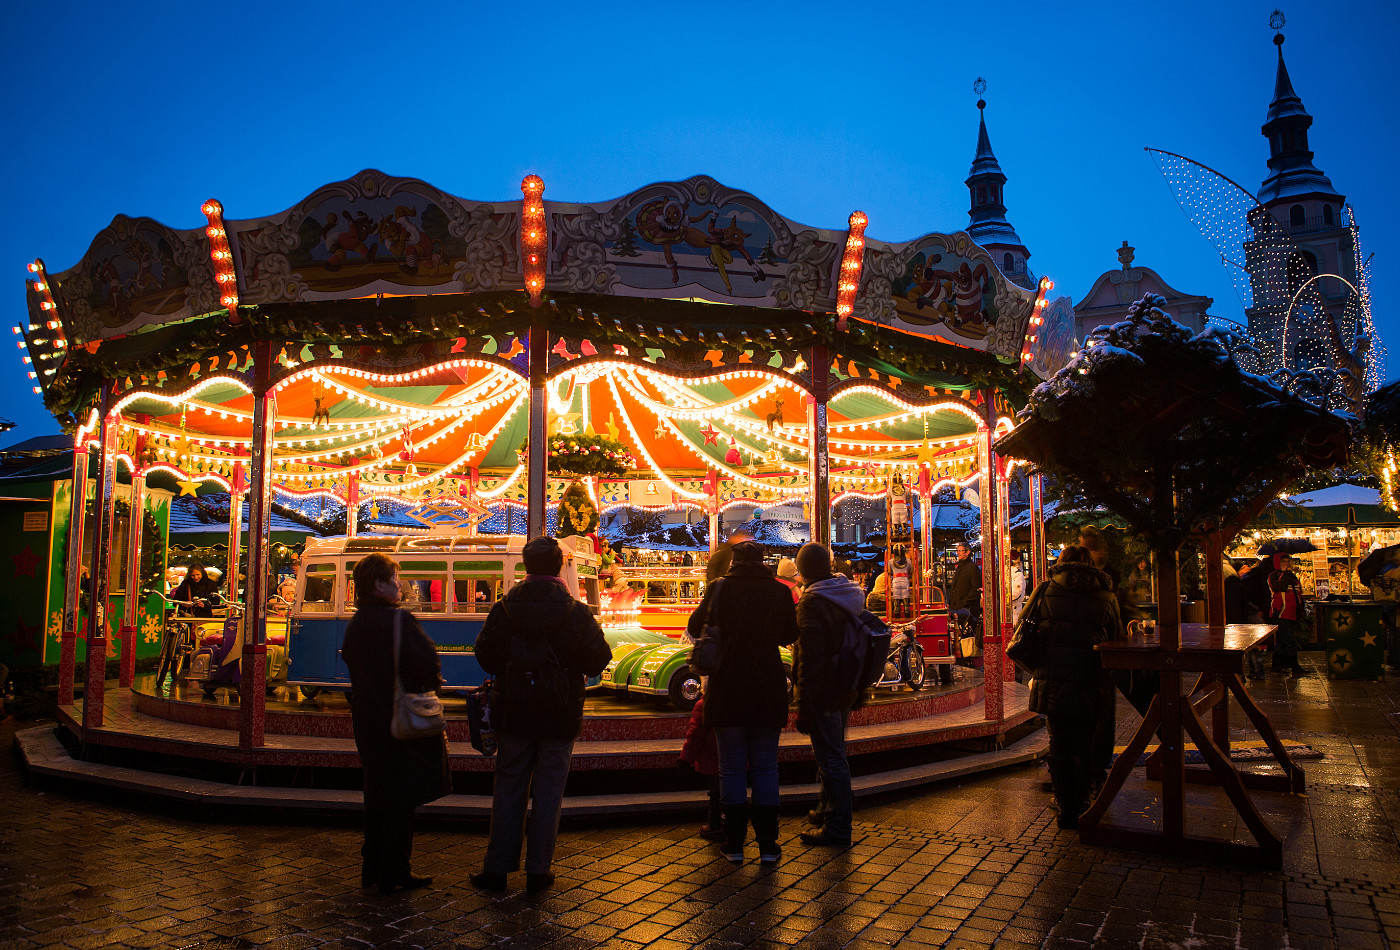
[21,171,1054,509]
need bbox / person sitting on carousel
[268,578,297,618]
[169,563,223,617]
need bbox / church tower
[1244,14,1356,374]
[966,79,1033,290]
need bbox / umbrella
[1256,537,1318,556]
[1357,543,1400,587]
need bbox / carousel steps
[17,722,1047,818]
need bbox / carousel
[17,170,1064,800]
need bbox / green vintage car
[598,633,794,711]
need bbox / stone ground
[2,654,1399,950]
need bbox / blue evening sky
[2,0,1395,442]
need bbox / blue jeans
[807,710,852,840]
[713,726,781,808]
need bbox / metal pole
[527,325,548,539]
[58,442,89,706]
[1029,472,1047,589]
[239,342,276,752]
[226,464,245,609]
[808,345,830,546]
[978,389,1004,722]
[118,471,146,687]
[82,391,119,730]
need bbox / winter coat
[679,696,719,776]
[474,576,611,740]
[795,575,868,714]
[1023,562,1124,718]
[342,598,451,808]
[687,560,799,729]
[1222,561,1248,624]
[172,572,222,617]
[949,557,981,611]
[1268,566,1302,622]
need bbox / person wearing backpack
[470,538,612,894]
[687,540,799,864]
[792,542,868,848]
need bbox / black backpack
[834,607,892,695]
[497,625,572,722]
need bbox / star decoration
[12,545,38,578]
[141,615,163,644]
[1334,611,1353,631]
[701,424,719,446]
[1361,632,1378,648]
[7,615,42,657]
[177,478,201,497]
[1330,648,1353,672]
[916,439,939,469]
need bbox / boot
[1048,759,1081,829]
[720,804,747,862]
[751,805,781,864]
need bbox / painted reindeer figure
[766,397,784,434]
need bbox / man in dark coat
[687,540,798,863]
[341,553,450,894]
[471,538,611,893]
[1022,546,1124,829]
[948,542,981,646]
[793,542,866,848]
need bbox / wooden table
[1078,623,1304,868]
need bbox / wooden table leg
[1081,695,1160,830]
[1160,670,1184,841]
[1227,675,1306,793]
[1180,693,1282,862]
[1212,673,1230,753]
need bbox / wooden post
[1153,463,1183,841]
[1204,531,1225,627]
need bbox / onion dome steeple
[1257,13,1342,205]
[964,78,1032,289]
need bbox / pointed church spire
[965,78,1031,287]
[1257,12,1342,205]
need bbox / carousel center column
[58,439,90,707]
[526,323,548,539]
[977,388,1005,723]
[239,341,277,752]
[118,431,148,688]
[227,462,245,612]
[808,344,830,547]
[83,387,120,729]
[1029,471,1047,590]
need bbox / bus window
[399,560,448,613]
[302,564,337,612]
[453,560,504,612]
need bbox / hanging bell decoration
[466,431,486,452]
[764,447,781,464]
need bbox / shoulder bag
[465,679,496,755]
[688,579,725,675]
[1004,581,1049,674]
[390,610,446,740]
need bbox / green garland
[519,432,635,478]
[555,480,600,539]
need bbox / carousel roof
[22,171,1049,510]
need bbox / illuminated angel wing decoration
[1147,147,1383,395]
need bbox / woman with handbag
[1015,545,1124,829]
[342,552,451,894]
[686,541,799,863]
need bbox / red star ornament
[12,545,38,578]
[700,424,719,446]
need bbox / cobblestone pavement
[3,657,1399,950]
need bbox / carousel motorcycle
[186,598,293,699]
[875,623,927,691]
[150,590,226,690]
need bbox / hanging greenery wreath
[555,480,600,539]
[518,433,635,478]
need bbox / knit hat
[776,557,799,581]
[795,542,833,581]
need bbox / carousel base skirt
[24,672,1044,817]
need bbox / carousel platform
[18,670,1045,817]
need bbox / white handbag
[390,611,445,740]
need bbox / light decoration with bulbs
[521,175,547,307]
[201,200,239,320]
[21,259,67,396]
[1020,275,1054,367]
[835,211,868,330]
[1148,148,1384,387]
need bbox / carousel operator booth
[18,170,1069,794]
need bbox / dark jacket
[342,599,451,808]
[172,572,222,617]
[949,557,981,611]
[688,561,799,729]
[1023,562,1124,717]
[474,577,611,740]
[795,575,868,714]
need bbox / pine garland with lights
[519,433,635,479]
[554,480,600,539]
